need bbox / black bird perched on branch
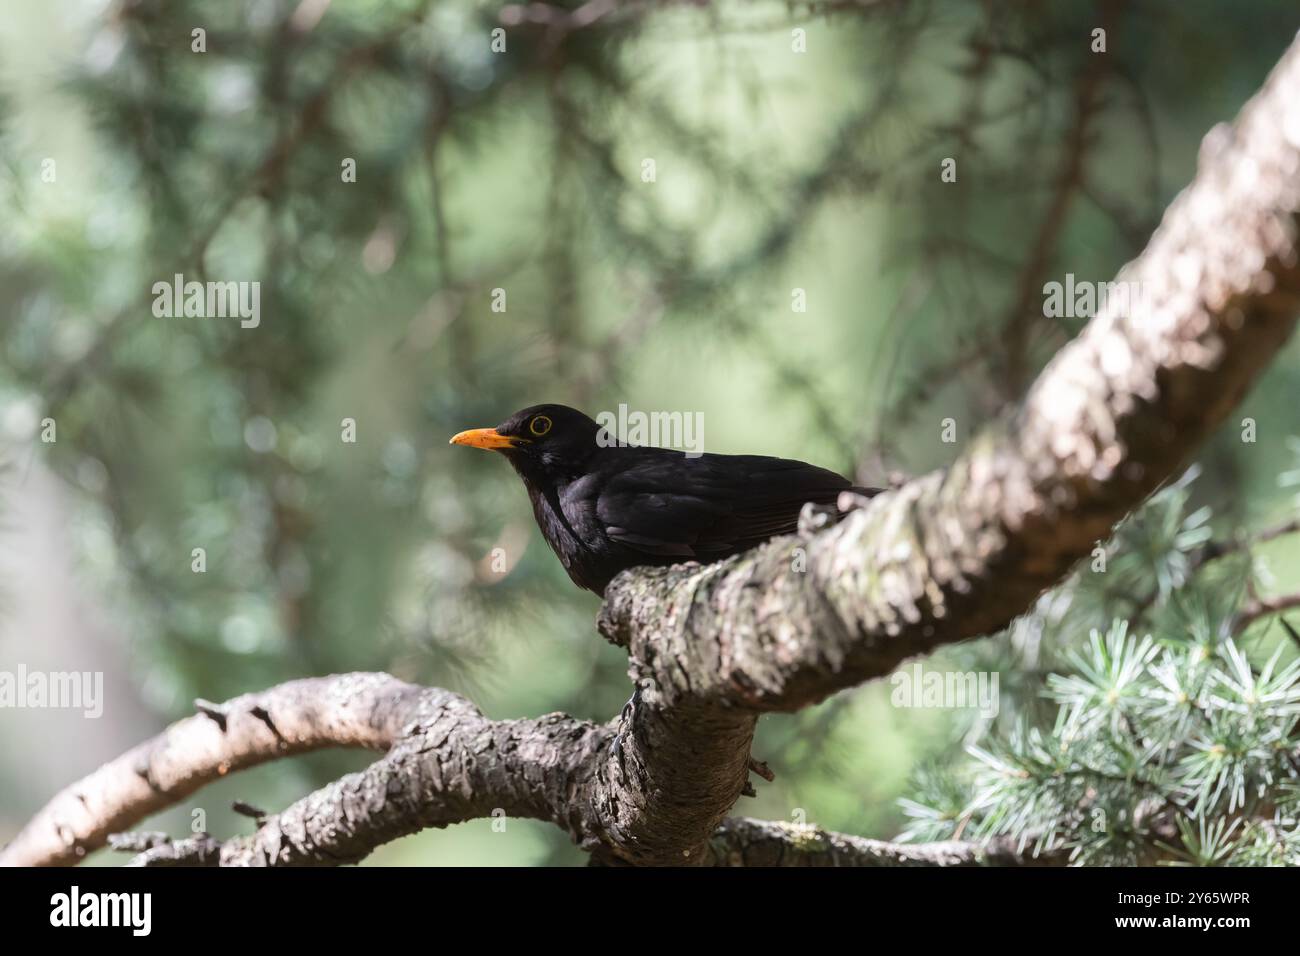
[451,404,878,595]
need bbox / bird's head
[450,403,605,481]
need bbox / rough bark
[6,30,1300,870]
[706,818,1066,867]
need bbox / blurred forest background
[3,0,1300,865]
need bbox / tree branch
[1,672,750,867]
[112,833,222,868]
[1200,516,1300,564]
[706,818,1066,867]
[1,674,425,866]
[1232,591,1300,636]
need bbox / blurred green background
[2,0,1300,865]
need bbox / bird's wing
[592,451,858,560]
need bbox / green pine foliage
[900,470,1300,865]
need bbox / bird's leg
[741,756,774,798]
[836,490,878,515]
[797,501,837,536]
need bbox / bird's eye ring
[529,415,553,437]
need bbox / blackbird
[450,404,878,595]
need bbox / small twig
[232,801,267,821]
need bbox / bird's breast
[522,477,606,587]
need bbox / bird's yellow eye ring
[529,415,552,437]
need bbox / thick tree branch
[198,684,756,866]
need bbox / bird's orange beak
[449,427,524,451]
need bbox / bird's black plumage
[451,404,878,595]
